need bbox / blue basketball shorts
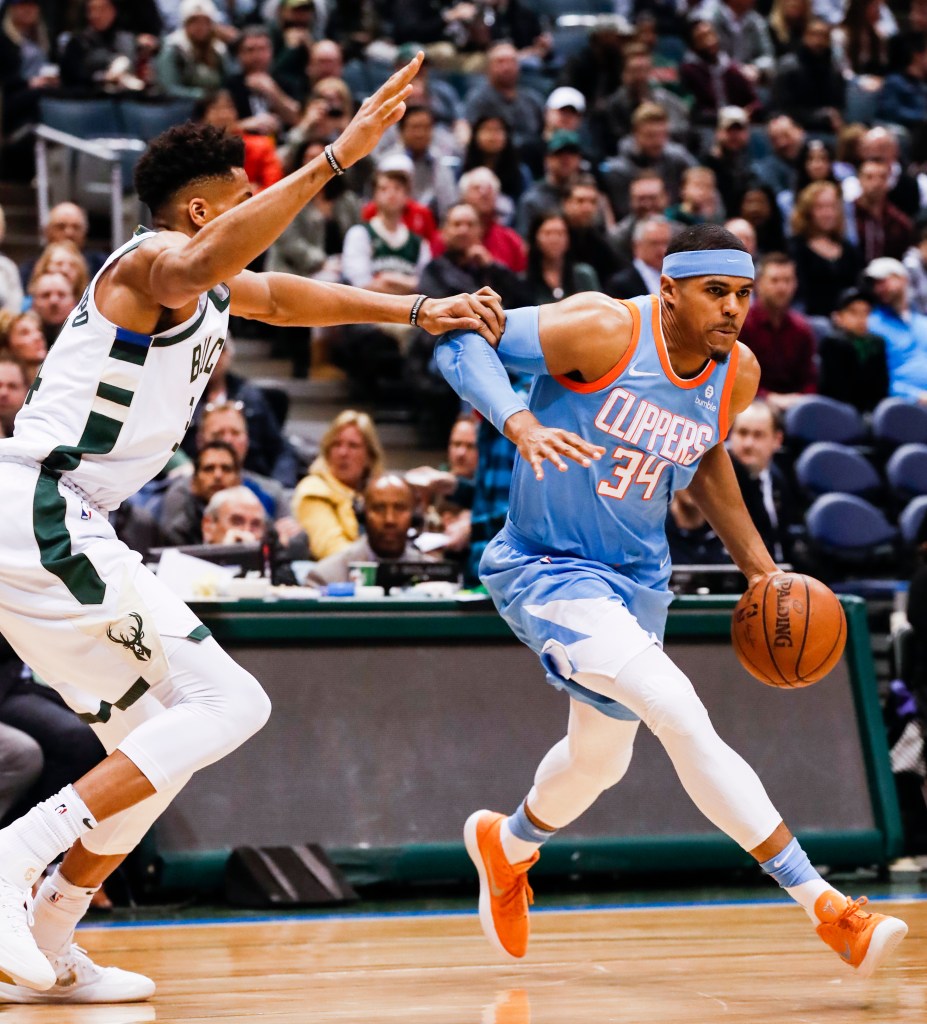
[480,524,674,721]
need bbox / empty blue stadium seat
[805,493,897,561]
[120,99,195,141]
[794,442,881,500]
[899,495,927,547]
[886,443,927,503]
[546,0,614,16]
[872,397,927,448]
[551,24,592,59]
[39,97,122,138]
[783,395,867,446]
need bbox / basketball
[731,572,847,688]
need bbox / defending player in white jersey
[0,53,505,1003]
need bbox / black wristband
[324,143,345,176]
[409,294,428,327]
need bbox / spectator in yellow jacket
[293,410,384,559]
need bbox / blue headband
[662,249,755,280]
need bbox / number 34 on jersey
[594,386,716,503]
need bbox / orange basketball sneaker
[814,890,908,978]
[464,810,539,959]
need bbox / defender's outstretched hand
[505,411,605,480]
[418,289,506,343]
[332,51,424,167]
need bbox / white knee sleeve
[575,646,783,851]
[117,636,271,792]
[634,663,713,738]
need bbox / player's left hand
[505,411,605,480]
[416,288,505,344]
[332,51,423,167]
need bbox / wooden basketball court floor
[2,895,925,1024]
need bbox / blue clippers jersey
[506,294,740,576]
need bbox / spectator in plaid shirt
[466,374,531,585]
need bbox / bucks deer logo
[106,612,151,662]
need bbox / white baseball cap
[718,105,749,128]
[865,257,909,281]
[377,152,415,176]
[546,87,586,114]
[180,0,220,22]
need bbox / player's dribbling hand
[417,289,505,344]
[745,568,781,591]
[505,411,606,480]
[330,51,424,167]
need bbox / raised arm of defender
[127,54,425,312]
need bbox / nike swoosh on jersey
[627,365,660,377]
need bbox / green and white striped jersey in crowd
[1,229,231,510]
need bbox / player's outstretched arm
[228,271,505,343]
[147,53,425,309]
[687,345,779,584]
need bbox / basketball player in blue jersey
[0,54,507,1003]
[437,224,908,977]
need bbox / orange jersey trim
[717,341,742,440]
[652,296,717,390]
[554,299,641,394]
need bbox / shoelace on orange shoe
[498,869,535,917]
[832,896,872,931]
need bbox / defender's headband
[662,249,755,280]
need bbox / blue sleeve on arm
[496,306,547,376]
[435,331,530,435]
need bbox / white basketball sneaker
[0,945,155,1003]
[0,878,55,990]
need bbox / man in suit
[727,401,797,564]
[604,215,671,299]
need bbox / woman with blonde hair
[292,409,385,560]
[788,180,862,316]
[0,310,46,384]
[27,241,89,301]
[769,0,811,56]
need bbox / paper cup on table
[348,562,378,586]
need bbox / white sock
[0,786,97,890]
[32,868,98,955]
[786,878,839,924]
[499,819,541,865]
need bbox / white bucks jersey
[1,229,230,510]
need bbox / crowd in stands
[1,0,927,583]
